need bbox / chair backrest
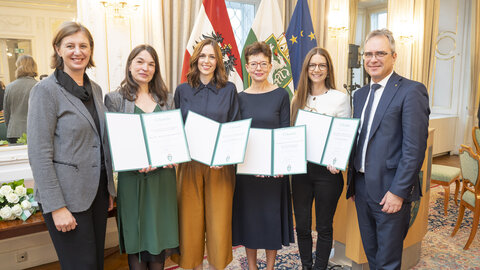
[459,144,480,188]
[473,127,480,154]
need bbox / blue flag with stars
[285,0,317,90]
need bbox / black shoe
[302,266,313,270]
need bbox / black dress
[232,87,295,250]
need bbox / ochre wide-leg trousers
[171,161,235,269]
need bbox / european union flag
[285,0,317,90]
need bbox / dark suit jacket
[347,72,430,203]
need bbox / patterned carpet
[169,184,480,269]
[412,184,480,269]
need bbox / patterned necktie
[354,83,382,171]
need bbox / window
[370,11,387,31]
[225,0,258,52]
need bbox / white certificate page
[141,109,191,167]
[105,113,150,171]
[273,126,307,175]
[295,109,333,164]
[321,118,360,171]
[236,128,272,175]
[184,111,220,165]
[212,118,251,166]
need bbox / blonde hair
[15,55,38,78]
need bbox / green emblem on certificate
[167,154,172,161]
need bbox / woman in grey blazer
[3,55,38,143]
[105,44,179,270]
[27,22,115,270]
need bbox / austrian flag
[181,0,243,91]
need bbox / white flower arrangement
[0,179,38,221]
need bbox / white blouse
[305,89,351,118]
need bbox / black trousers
[42,170,109,270]
[354,172,411,270]
[292,162,344,270]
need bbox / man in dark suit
[347,29,430,270]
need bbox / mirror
[0,39,33,83]
[0,0,76,144]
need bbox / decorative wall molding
[0,0,75,12]
[0,15,32,34]
[0,3,75,82]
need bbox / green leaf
[27,188,33,195]
[13,179,24,188]
[16,133,27,145]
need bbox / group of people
[26,20,429,270]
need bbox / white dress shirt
[358,71,394,172]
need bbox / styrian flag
[241,0,294,98]
[181,0,243,92]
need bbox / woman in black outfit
[290,48,351,270]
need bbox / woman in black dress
[232,41,294,270]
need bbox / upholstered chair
[451,144,480,250]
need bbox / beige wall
[0,1,76,84]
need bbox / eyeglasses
[308,64,328,71]
[363,51,392,59]
[248,62,269,69]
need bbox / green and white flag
[241,0,294,99]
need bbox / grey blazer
[4,76,37,138]
[104,89,174,113]
[27,74,116,214]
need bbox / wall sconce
[397,20,414,43]
[328,8,348,38]
[100,0,140,19]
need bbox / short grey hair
[365,28,396,53]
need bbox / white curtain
[144,0,202,92]
[325,0,350,93]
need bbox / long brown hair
[118,44,169,104]
[51,21,95,70]
[187,38,228,89]
[291,47,336,124]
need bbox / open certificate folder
[184,111,252,166]
[294,109,360,171]
[237,126,307,176]
[105,109,191,172]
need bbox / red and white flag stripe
[181,0,243,92]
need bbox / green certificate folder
[184,110,252,166]
[105,109,191,172]
[237,125,307,176]
[294,109,360,171]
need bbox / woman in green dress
[105,44,179,270]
